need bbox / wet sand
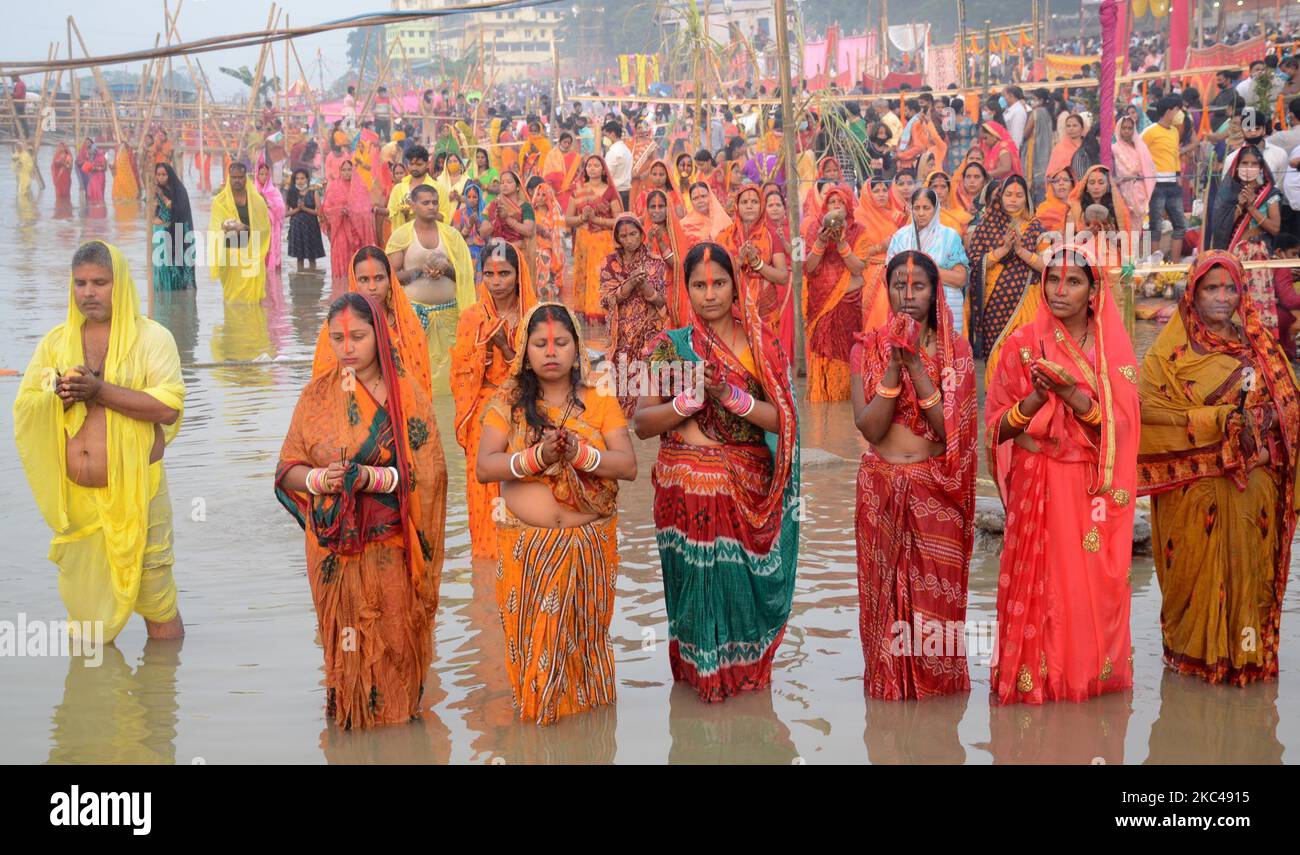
[0,154,1295,764]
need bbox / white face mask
[981,109,994,121]
[1238,165,1261,183]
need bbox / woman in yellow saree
[208,161,272,303]
[450,239,538,559]
[276,292,447,728]
[1138,251,1300,686]
[476,302,637,725]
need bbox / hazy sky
[1,0,382,99]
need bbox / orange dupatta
[449,244,539,448]
[312,247,433,396]
[855,182,907,333]
[717,185,788,343]
[642,188,691,327]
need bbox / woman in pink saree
[984,243,1139,704]
[979,121,1023,182]
[256,157,286,272]
[1111,114,1156,223]
[321,158,376,282]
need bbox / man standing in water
[387,145,442,231]
[387,184,475,396]
[13,241,186,642]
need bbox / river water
[0,154,1294,764]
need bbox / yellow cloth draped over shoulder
[385,219,477,396]
[209,174,271,303]
[14,241,185,641]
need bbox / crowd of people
[11,40,1300,732]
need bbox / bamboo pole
[69,17,125,146]
[244,5,280,130]
[957,0,968,89]
[773,0,804,378]
[287,36,321,128]
[163,0,233,155]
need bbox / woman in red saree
[643,188,690,327]
[51,142,73,201]
[979,121,1022,181]
[483,170,536,252]
[856,177,910,334]
[718,185,792,363]
[804,186,872,402]
[276,291,447,728]
[321,158,377,282]
[851,250,977,699]
[1137,251,1300,687]
[565,154,623,324]
[600,214,669,416]
[632,158,684,218]
[450,239,538,559]
[984,243,1138,704]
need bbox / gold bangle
[1080,400,1102,426]
[1008,402,1032,429]
[919,389,942,410]
[876,382,902,399]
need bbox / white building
[389,0,561,82]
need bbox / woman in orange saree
[1138,251,1300,686]
[643,188,691,327]
[1034,167,1075,235]
[851,250,977,699]
[276,292,447,728]
[680,181,733,247]
[1067,165,1134,263]
[528,177,565,302]
[859,177,915,336]
[600,213,669,416]
[312,246,432,397]
[450,239,538,559]
[984,244,1138,704]
[804,186,873,402]
[717,185,792,362]
[476,302,637,725]
[51,142,73,201]
[565,154,623,324]
[801,155,841,222]
[540,131,580,212]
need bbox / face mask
[1238,165,1261,183]
[998,96,1008,110]
[981,109,994,121]
[798,121,808,131]
[1172,110,1186,127]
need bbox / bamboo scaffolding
[69,17,124,146]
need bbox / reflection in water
[287,270,329,348]
[210,300,275,385]
[53,198,74,221]
[865,693,970,764]
[668,684,797,764]
[48,640,182,764]
[264,269,293,354]
[453,560,518,761]
[321,667,453,764]
[153,288,200,366]
[1146,670,1283,764]
[980,692,1133,764]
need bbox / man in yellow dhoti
[209,161,271,303]
[387,144,443,230]
[14,240,186,643]
[387,184,476,396]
